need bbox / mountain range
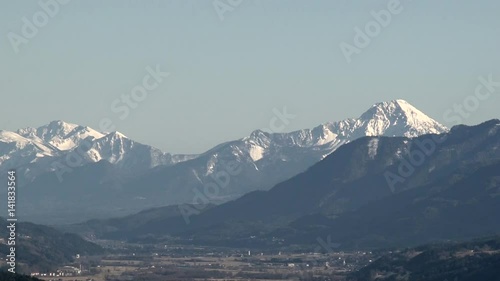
[0,120,196,181]
[73,119,500,250]
[0,100,447,223]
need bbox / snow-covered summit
[197,100,448,181]
[357,99,448,137]
[0,100,448,185]
[125,100,450,206]
[2,121,191,180]
[17,120,105,151]
[0,100,453,221]
[81,130,176,173]
[242,99,447,153]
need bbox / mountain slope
[5,100,447,223]
[0,131,56,175]
[112,100,448,207]
[0,218,103,273]
[285,159,500,249]
[85,120,500,248]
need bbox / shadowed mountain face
[0,218,103,274]
[283,160,500,249]
[75,120,500,249]
[1,100,447,224]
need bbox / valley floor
[31,242,376,281]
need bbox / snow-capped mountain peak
[357,99,448,137]
[104,131,128,139]
[0,130,56,172]
[221,100,447,169]
[17,120,105,151]
[199,100,448,187]
[1,100,448,189]
[6,121,190,180]
[0,100,456,222]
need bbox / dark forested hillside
[0,272,42,281]
[349,236,500,281]
[0,218,103,273]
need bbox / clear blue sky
[1,0,500,153]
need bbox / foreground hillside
[283,160,500,249]
[0,272,42,281]
[0,218,103,273]
[349,236,500,281]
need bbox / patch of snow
[0,130,30,143]
[489,126,499,136]
[249,145,265,161]
[368,138,379,159]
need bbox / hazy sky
[2,0,500,153]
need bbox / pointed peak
[105,131,128,139]
[251,129,267,136]
[48,120,68,125]
[357,99,448,137]
[370,99,413,109]
[17,120,79,135]
[386,99,416,109]
[46,120,78,129]
[392,99,411,105]
[244,129,270,141]
[392,99,421,111]
[362,99,427,119]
